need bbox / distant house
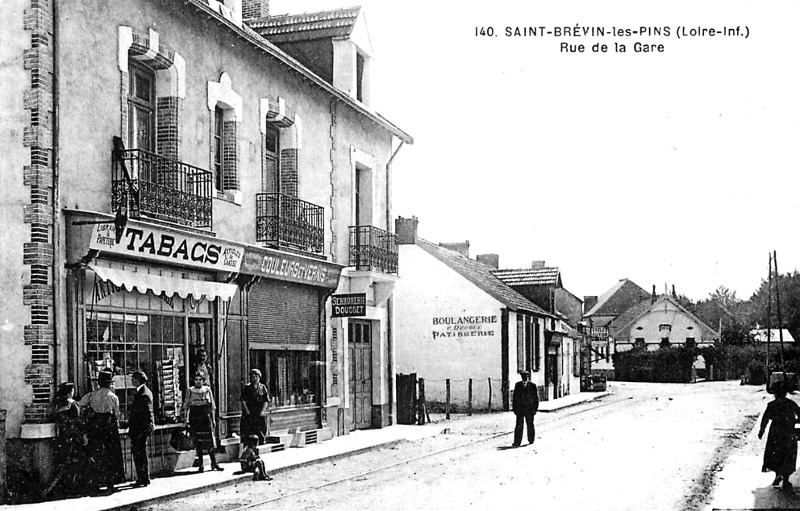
[751,329,797,345]
[611,294,719,351]
[582,279,651,375]
[493,262,587,391]
[392,217,584,410]
[493,262,583,326]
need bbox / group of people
[45,368,153,498]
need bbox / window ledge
[216,189,243,205]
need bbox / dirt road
[143,381,764,511]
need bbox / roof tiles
[493,267,561,287]
[248,7,361,43]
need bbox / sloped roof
[607,299,653,339]
[492,267,561,287]
[248,7,361,43]
[752,329,797,344]
[183,1,412,143]
[584,279,650,318]
[613,295,720,341]
[415,238,552,317]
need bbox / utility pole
[775,251,786,371]
[766,252,772,387]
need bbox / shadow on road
[751,483,800,509]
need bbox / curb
[103,437,416,511]
[539,392,609,413]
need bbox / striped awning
[90,264,237,302]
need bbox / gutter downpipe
[385,140,404,426]
[52,0,62,397]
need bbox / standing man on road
[512,370,539,447]
[129,370,155,487]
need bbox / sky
[272,0,800,302]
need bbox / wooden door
[348,320,372,430]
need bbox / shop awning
[89,264,238,302]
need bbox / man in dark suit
[129,370,155,487]
[512,370,539,447]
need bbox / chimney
[439,241,470,258]
[477,254,499,269]
[242,0,269,18]
[652,285,657,304]
[672,284,676,298]
[584,296,598,313]
[395,216,418,245]
[531,260,546,269]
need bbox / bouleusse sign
[331,293,367,317]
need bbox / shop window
[264,350,319,407]
[85,312,186,425]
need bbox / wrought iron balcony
[349,225,398,274]
[256,193,324,253]
[111,141,213,228]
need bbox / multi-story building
[493,262,584,398]
[0,0,411,496]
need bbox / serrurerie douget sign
[331,293,367,317]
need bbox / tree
[748,271,800,343]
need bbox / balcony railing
[348,225,398,274]
[256,193,324,253]
[112,142,213,228]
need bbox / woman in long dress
[79,368,125,491]
[759,380,800,490]
[43,382,87,497]
[184,372,224,472]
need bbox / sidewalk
[705,402,800,510]
[2,391,607,511]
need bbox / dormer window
[356,52,365,102]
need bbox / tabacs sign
[90,223,244,273]
[331,293,366,317]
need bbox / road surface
[144,381,765,511]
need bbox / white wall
[394,245,505,408]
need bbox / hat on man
[56,382,75,398]
[98,368,114,385]
[519,370,530,377]
[132,370,148,383]
[250,368,262,378]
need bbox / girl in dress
[184,372,224,472]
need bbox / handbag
[169,428,194,452]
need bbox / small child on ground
[240,434,271,481]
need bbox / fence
[396,374,506,424]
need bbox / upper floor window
[356,52,365,102]
[634,338,645,350]
[128,63,155,152]
[685,337,696,349]
[262,126,280,193]
[214,107,224,190]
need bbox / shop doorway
[348,320,372,430]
